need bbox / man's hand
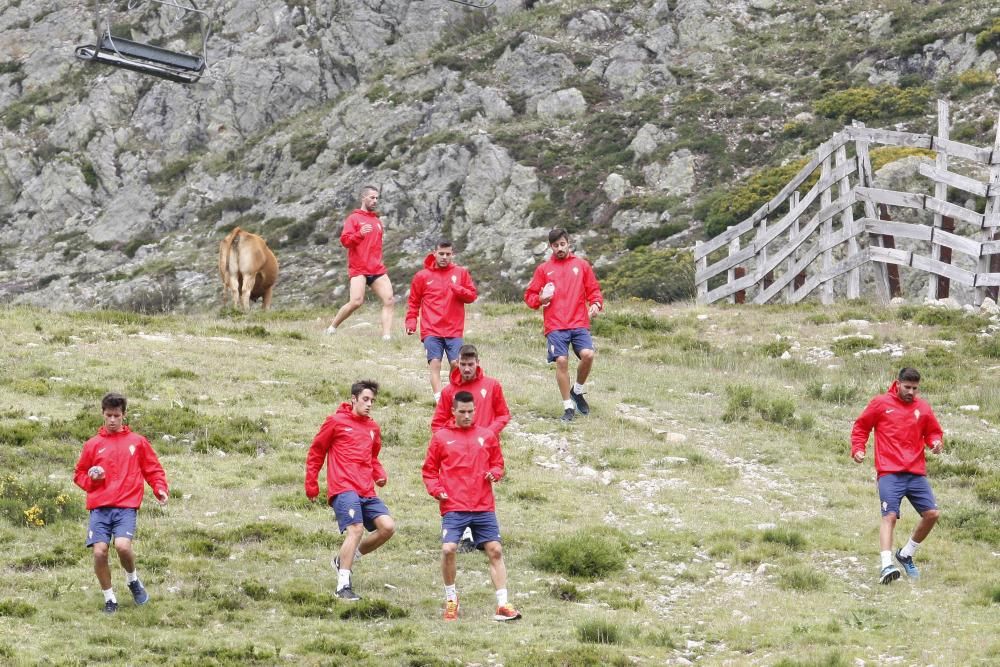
[156,489,169,506]
[852,451,865,463]
[359,223,372,236]
[405,324,417,335]
[485,471,496,483]
[588,303,601,317]
[437,492,449,500]
[930,440,943,454]
[88,466,105,480]
[375,478,387,487]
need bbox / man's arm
[583,261,604,315]
[138,438,169,503]
[405,274,423,335]
[489,382,511,436]
[304,420,333,500]
[371,427,387,486]
[339,217,364,248]
[485,433,505,483]
[73,442,96,492]
[850,399,880,462]
[923,407,944,453]
[523,266,546,310]
[430,392,452,433]
[421,436,446,498]
[451,268,478,304]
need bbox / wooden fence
[694,101,1000,306]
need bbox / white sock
[573,383,585,395]
[125,570,138,584]
[325,324,336,333]
[880,550,893,568]
[563,399,575,410]
[337,569,351,591]
[899,538,921,559]
[103,588,116,603]
[444,585,457,602]
[382,334,391,341]
[496,588,508,607]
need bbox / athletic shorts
[330,491,390,533]
[423,336,463,363]
[877,472,937,517]
[365,273,385,286]
[546,328,595,363]
[86,507,138,547]
[441,511,501,549]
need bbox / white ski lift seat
[75,0,209,84]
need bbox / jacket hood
[97,425,132,437]
[423,252,453,271]
[352,208,379,218]
[335,401,370,422]
[450,365,484,385]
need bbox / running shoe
[443,598,459,621]
[128,580,149,605]
[494,604,521,621]
[895,550,919,578]
[878,564,901,585]
[570,391,590,415]
[560,408,575,422]
[336,586,361,601]
[103,600,118,614]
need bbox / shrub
[722,385,810,428]
[774,654,850,667]
[624,221,688,250]
[813,85,931,123]
[13,545,81,570]
[339,599,408,620]
[830,336,879,357]
[577,618,622,644]
[974,477,1000,505]
[957,69,995,93]
[869,146,935,171]
[975,19,1000,51]
[531,528,628,578]
[591,311,673,337]
[943,508,1000,546]
[778,566,827,591]
[701,158,816,238]
[759,340,791,358]
[241,580,271,601]
[509,646,631,667]
[0,475,83,527]
[550,582,581,601]
[598,247,695,303]
[289,133,327,170]
[762,527,806,549]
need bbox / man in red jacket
[305,379,395,600]
[73,392,169,614]
[430,344,510,437]
[325,185,395,340]
[422,392,521,622]
[524,228,604,422]
[405,239,478,402]
[851,368,943,585]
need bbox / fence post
[695,241,707,304]
[820,154,834,304]
[854,126,891,304]
[785,191,801,303]
[878,205,903,298]
[936,216,956,299]
[727,237,740,304]
[836,143,860,298]
[927,99,950,301]
[758,217,773,290]
[979,110,1000,305]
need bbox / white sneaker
[382,334,391,341]
[324,325,337,335]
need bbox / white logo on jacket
[477,437,485,447]
[370,430,375,440]
[480,389,487,398]
[129,445,136,456]
[572,266,579,275]
[914,409,920,420]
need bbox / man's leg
[115,536,149,604]
[911,507,940,543]
[878,512,901,584]
[359,514,395,556]
[485,541,521,620]
[93,542,113,590]
[442,542,458,586]
[330,275,367,329]
[339,523,365,571]
[429,358,443,395]
[576,348,595,385]
[370,275,395,337]
[554,355,571,401]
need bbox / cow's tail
[226,227,242,276]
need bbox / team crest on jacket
[480,388,487,398]
[129,445,136,456]
[370,430,375,440]
[572,266,579,275]
[914,409,920,420]
[477,437,485,447]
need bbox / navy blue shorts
[441,511,501,549]
[423,336,463,363]
[86,507,138,547]
[330,491,390,533]
[546,328,595,363]
[877,473,937,517]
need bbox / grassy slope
[0,300,999,666]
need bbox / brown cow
[218,227,279,310]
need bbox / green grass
[0,301,998,665]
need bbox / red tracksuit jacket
[524,253,603,335]
[430,366,510,437]
[422,422,504,515]
[851,380,943,477]
[340,209,386,277]
[73,426,169,510]
[405,253,478,339]
[305,403,387,502]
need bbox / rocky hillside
[1,0,997,311]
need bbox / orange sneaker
[443,598,459,621]
[493,604,521,621]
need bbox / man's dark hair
[459,344,479,359]
[351,379,380,398]
[436,239,453,249]
[898,368,921,382]
[548,228,569,245]
[360,185,379,196]
[454,390,475,405]
[101,392,128,413]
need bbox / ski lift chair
[75,0,209,84]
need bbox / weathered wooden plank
[704,272,758,303]
[817,218,865,254]
[911,253,977,286]
[863,218,933,241]
[918,162,989,197]
[752,180,825,249]
[975,272,1000,287]
[924,195,985,226]
[870,246,912,266]
[789,251,870,303]
[693,218,757,259]
[932,227,982,258]
[844,126,933,149]
[754,236,828,303]
[855,187,925,209]
[695,243,756,283]
[932,136,993,164]
[695,241,708,303]
[757,212,823,277]
[983,239,1000,255]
